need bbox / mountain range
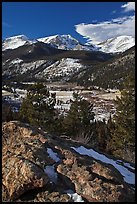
[2,34,135,88]
[2,34,135,53]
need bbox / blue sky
[2,2,135,44]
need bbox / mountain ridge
[96,35,135,53]
[2,34,135,53]
[2,34,135,88]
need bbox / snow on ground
[10,58,23,64]
[15,88,27,96]
[22,82,35,85]
[2,88,27,112]
[123,162,135,171]
[44,165,58,184]
[96,35,135,53]
[2,35,30,51]
[2,87,117,121]
[64,190,84,202]
[40,58,84,81]
[116,160,135,171]
[50,90,74,103]
[2,90,14,96]
[93,112,111,122]
[71,146,135,185]
[54,104,71,111]
[2,90,7,93]
[44,148,61,183]
[47,148,60,162]
[68,193,84,202]
[19,60,46,74]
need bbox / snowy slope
[37,34,95,51]
[35,58,84,81]
[2,34,94,51]
[3,34,134,53]
[37,34,79,50]
[2,35,35,51]
[3,56,85,82]
[96,35,135,53]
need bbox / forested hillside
[70,46,135,89]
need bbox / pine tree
[105,114,115,154]
[19,82,56,132]
[109,74,135,161]
[63,92,95,140]
[95,119,108,152]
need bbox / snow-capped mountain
[2,33,135,85]
[2,34,95,52]
[37,34,79,50]
[96,35,135,53]
[2,37,112,82]
[2,34,135,53]
[37,34,95,51]
[2,35,36,51]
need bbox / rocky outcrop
[55,147,134,202]
[2,121,52,201]
[2,121,135,202]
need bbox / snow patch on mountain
[37,34,80,50]
[10,58,23,64]
[3,34,135,53]
[38,34,96,51]
[2,35,35,51]
[96,35,135,53]
[35,58,84,81]
[19,60,46,74]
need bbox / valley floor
[2,82,121,122]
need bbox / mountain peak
[37,34,79,50]
[2,34,135,53]
[96,35,135,53]
[2,35,31,51]
[3,35,28,41]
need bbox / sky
[2,2,135,44]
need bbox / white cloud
[75,2,135,45]
[121,2,135,12]
[75,15,135,44]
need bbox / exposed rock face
[2,121,135,202]
[2,121,52,201]
[55,147,134,202]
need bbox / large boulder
[55,145,135,202]
[2,121,53,201]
